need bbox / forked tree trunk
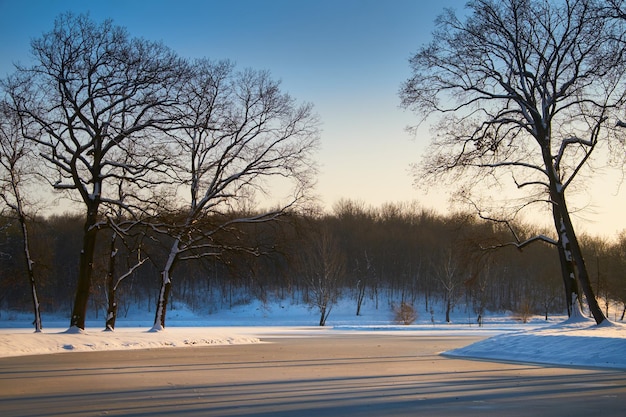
[542,141,606,324]
[550,185,606,324]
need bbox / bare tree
[300,225,345,326]
[103,215,148,331]
[400,0,626,324]
[433,248,464,323]
[3,14,188,330]
[102,148,156,331]
[0,100,42,332]
[354,250,373,316]
[151,59,319,330]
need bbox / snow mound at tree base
[444,317,626,370]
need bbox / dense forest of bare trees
[1,200,625,327]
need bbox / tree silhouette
[401,0,626,324]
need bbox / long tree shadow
[2,357,625,417]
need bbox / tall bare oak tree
[3,14,188,330]
[400,0,626,324]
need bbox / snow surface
[1,299,625,370]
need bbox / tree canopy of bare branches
[151,58,319,330]
[400,0,626,324]
[0,12,319,331]
[2,13,189,330]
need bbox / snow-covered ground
[1,298,624,370]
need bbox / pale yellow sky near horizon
[2,0,626,240]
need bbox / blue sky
[1,0,624,238]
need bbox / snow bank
[444,316,626,370]
[0,326,261,357]
[1,299,625,370]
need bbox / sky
[1,0,625,239]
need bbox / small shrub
[393,302,417,325]
[513,299,534,323]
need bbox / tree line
[2,200,625,328]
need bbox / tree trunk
[356,280,365,316]
[541,141,606,325]
[70,209,99,330]
[105,287,118,331]
[152,239,180,331]
[153,277,172,331]
[19,214,42,332]
[551,189,606,324]
[552,207,579,316]
[105,233,118,331]
[319,305,327,326]
[11,181,42,332]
